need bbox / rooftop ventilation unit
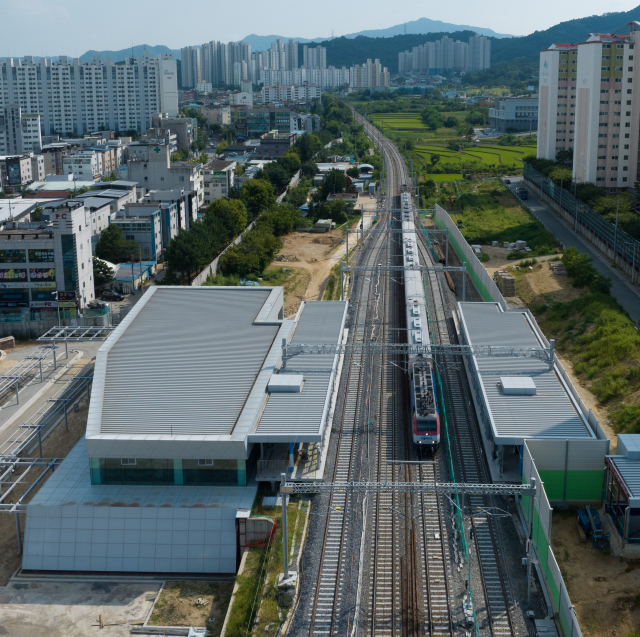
[500,376,537,396]
[268,374,304,393]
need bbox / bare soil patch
[552,510,640,637]
[272,228,347,308]
[149,581,233,633]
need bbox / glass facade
[61,234,77,294]
[89,457,251,486]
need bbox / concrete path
[508,176,640,324]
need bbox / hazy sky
[3,0,639,57]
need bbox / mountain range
[239,18,513,51]
[76,5,640,75]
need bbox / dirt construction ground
[0,581,160,636]
[552,511,640,637]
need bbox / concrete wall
[434,204,507,309]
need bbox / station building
[21,286,347,574]
[457,302,609,485]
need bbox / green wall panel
[538,470,604,501]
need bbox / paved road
[509,176,640,324]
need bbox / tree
[443,116,458,128]
[420,106,442,131]
[555,150,573,165]
[93,257,114,288]
[95,225,139,264]
[205,198,247,237]
[31,206,43,222]
[296,134,322,162]
[102,172,118,182]
[260,163,291,193]
[279,154,301,177]
[431,154,441,168]
[301,160,319,177]
[346,166,360,178]
[322,169,347,198]
[241,179,276,218]
[164,223,213,285]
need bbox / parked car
[504,179,511,185]
[101,290,124,302]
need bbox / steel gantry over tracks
[277,475,538,580]
[281,341,556,366]
[339,262,468,300]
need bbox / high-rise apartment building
[398,34,490,75]
[0,105,42,155]
[180,46,201,89]
[469,35,491,72]
[0,53,178,136]
[537,43,578,159]
[350,59,390,89]
[538,22,640,191]
[303,46,327,69]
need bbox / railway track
[415,215,517,637]
[357,111,457,637]
[306,123,395,636]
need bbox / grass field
[443,181,558,255]
[424,173,463,182]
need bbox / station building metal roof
[458,302,595,446]
[86,286,347,460]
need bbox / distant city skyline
[3,0,639,57]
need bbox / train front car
[400,187,441,452]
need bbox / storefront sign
[0,250,26,264]
[28,249,55,263]
[0,282,56,289]
[29,268,55,281]
[30,301,58,308]
[58,301,76,308]
[0,269,27,281]
[57,291,76,301]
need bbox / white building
[261,84,322,103]
[350,59,390,89]
[196,82,213,93]
[63,151,99,180]
[203,159,236,205]
[290,112,322,134]
[0,53,178,136]
[537,43,578,160]
[0,105,42,155]
[230,91,254,108]
[303,45,327,69]
[127,142,204,207]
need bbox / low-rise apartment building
[203,159,236,205]
[150,114,196,151]
[0,155,33,193]
[256,131,296,158]
[261,84,322,104]
[112,201,179,260]
[62,151,99,180]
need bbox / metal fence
[433,204,507,309]
[524,164,640,281]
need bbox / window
[121,458,136,465]
[598,155,606,159]
[597,167,606,171]
[612,156,619,160]
[198,459,214,466]
[624,155,629,160]
[599,111,609,115]
[630,67,634,72]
